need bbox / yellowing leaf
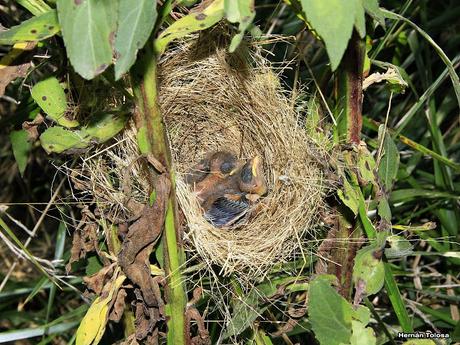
[39,113,128,154]
[0,10,60,45]
[154,0,225,55]
[40,126,90,154]
[31,77,79,128]
[76,274,125,345]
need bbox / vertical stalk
[130,42,186,345]
[331,31,366,300]
[336,31,366,145]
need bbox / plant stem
[130,42,186,345]
[336,30,366,144]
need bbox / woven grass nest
[75,33,330,279]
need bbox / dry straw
[73,32,330,280]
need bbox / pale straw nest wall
[158,34,329,278]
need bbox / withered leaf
[186,307,210,345]
[118,174,171,307]
[66,210,98,273]
[0,42,35,96]
[22,113,44,142]
[83,263,115,295]
[109,288,127,322]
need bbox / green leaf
[377,197,391,222]
[39,112,128,154]
[223,289,267,339]
[39,126,90,154]
[353,0,366,38]
[0,10,60,45]
[362,0,385,27]
[308,276,352,345]
[350,320,376,345]
[357,145,376,186]
[224,0,255,52]
[154,0,225,55]
[84,112,128,142]
[337,176,360,215]
[114,0,157,80]
[351,305,371,325]
[378,129,399,191]
[353,242,385,295]
[385,235,413,259]
[10,130,32,176]
[57,0,117,80]
[299,0,359,70]
[31,77,79,128]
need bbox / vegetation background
[0,0,459,344]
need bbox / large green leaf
[308,276,352,345]
[31,77,79,128]
[224,0,255,52]
[300,0,360,70]
[0,10,60,45]
[56,0,117,79]
[10,130,32,176]
[114,0,157,80]
[154,0,225,55]
[39,126,91,154]
[353,241,385,295]
[39,112,128,154]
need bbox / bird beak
[251,156,260,177]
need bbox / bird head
[239,155,267,195]
[208,151,238,177]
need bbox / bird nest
[72,33,330,279]
[159,35,329,278]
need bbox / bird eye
[240,164,252,183]
[220,161,234,173]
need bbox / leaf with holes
[31,77,79,128]
[57,0,117,79]
[0,10,60,45]
[154,0,225,55]
[114,0,157,80]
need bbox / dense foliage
[0,0,459,344]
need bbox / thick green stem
[130,43,186,345]
[336,31,366,144]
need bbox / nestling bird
[238,156,268,197]
[196,153,268,227]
